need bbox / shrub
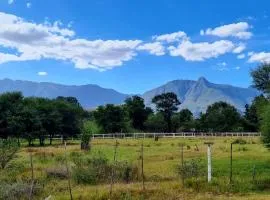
[0,139,19,169]
[176,159,204,180]
[45,166,68,179]
[0,182,41,200]
[72,166,97,184]
[233,138,247,144]
[72,153,137,185]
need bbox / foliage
[200,101,241,132]
[152,92,180,132]
[124,95,152,130]
[0,92,23,139]
[72,152,136,185]
[81,120,101,150]
[0,139,19,169]
[251,63,270,95]
[243,95,268,132]
[45,165,68,179]
[94,104,127,133]
[260,103,270,149]
[176,158,204,180]
[172,109,194,132]
[144,113,167,132]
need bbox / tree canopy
[152,92,180,132]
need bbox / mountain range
[142,77,260,115]
[0,78,260,114]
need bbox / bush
[233,138,247,144]
[72,153,137,185]
[45,166,68,179]
[176,159,204,180]
[72,166,97,184]
[0,139,19,169]
[0,182,41,200]
[72,153,110,184]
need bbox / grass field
[1,137,270,200]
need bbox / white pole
[207,144,212,182]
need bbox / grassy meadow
[1,137,270,200]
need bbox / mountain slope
[0,77,260,114]
[142,77,260,115]
[0,79,128,108]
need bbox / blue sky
[0,0,270,94]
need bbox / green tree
[55,98,84,143]
[251,63,270,95]
[202,101,241,132]
[242,95,267,132]
[152,92,180,132]
[20,97,43,146]
[124,96,152,130]
[172,109,194,131]
[0,92,23,139]
[144,113,167,132]
[94,104,126,133]
[81,120,101,150]
[260,103,270,149]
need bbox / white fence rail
[91,132,261,139]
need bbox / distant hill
[0,79,128,108]
[142,77,260,115]
[0,77,260,114]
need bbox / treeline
[2,63,270,147]
[0,93,85,146]
[90,93,266,134]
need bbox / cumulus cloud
[0,12,142,71]
[152,31,188,43]
[237,54,245,59]
[200,22,252,39]
[232,43,246,53]
[38,71,48,76]
[8,0,14,5]
[168,40,235,61]
[248,52,270,63]
[137,42,165,56]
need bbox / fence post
[29,152,34,200]
[204,142,214,182]
[110,140,118,197]
[230,142,233,184]
[181,144,184,187]
[64,142,73,200]
[141,142,145,191]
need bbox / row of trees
[2,63,270,147]
[92,93,267,134]
[0,93,84,146]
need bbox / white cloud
[38,71,48,76]
[200,22,252,39]
[152,31,188,43]
[237,54,245,59]
[0,12,142,71]
[137,42,165,56]
[168,40,235,61]
[8,0,14,5]
[219,62,227,66]
[235,66,241,70]
[232,43,246,53]
[26,2,31,8]
[248,52,270,63]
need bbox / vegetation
[152,92,180,132]
[0,137,269,199]
[2,63,270,199]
